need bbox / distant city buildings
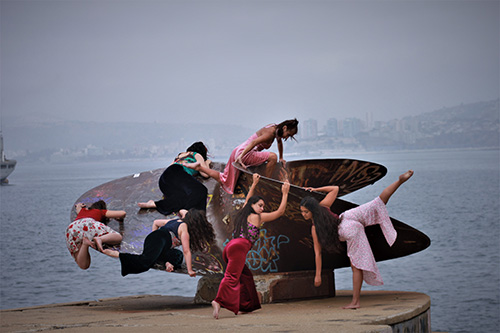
[4,99,499,163]
[325,118,338,137]
[301,119,318,139]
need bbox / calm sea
[1,149,499,333]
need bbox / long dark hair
[186,141,208,161]
[183,208,215,252]
[276,118,299,140]
[232,195,264,239]
[88,200,109,224]
[300,196,342,253]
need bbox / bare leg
[74,238,93,270]
[264,153,278,178]
[379,170,414,205]
[83,237,96,249]
[99,233,122,245]
[212,300,221,319]
[184,161,222,183]
[138,200,156,209]
[93,233,122,253]
[343,265,363,309]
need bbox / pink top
[235,221,260,244]
[219,124,276,194]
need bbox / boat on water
[1,134,16,183]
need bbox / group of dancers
[65,117,414,318]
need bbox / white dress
[338,196,397,286]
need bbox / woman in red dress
[66,200,126,269]
[211,173,290,319]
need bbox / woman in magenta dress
[211,174,290,319]
[299,170,414,309]
[184,119,298,194]
[66,200,126,270]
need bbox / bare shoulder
[179,221,188,231]
[256,125,275,137]
[248,214,261,227]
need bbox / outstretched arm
[105,210,127,220]
[179,224,195,277]
[277,137,284,163]
[305,185,339,209]
[260,181,290,223]
[311,225,323,287]
[194,153,211,178]
[244,173,260,206]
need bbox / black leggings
[119,228,178,276]
[154,164,208,215]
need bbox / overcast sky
[1,0,499,130]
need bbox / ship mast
[0,132,5,162]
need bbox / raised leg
[264,153,278,178]
[94,233,122,252]
[379,170,414,205]
[74,237,94,270]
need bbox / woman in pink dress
[184,119,298,194]
[299,170,414,309]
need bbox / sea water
[1,149,499,333]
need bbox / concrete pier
[0,290,431,332]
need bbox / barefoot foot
[102,249,119,258]
[399,170,414,183]
[257,291,263,304]
[165,262,174,272]
[138,200,156,209]
[212,300,220,319]
[342,295,360,309]
[94,236,104,252]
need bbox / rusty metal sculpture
[71,159,430,276]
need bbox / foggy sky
[1,0,499,130]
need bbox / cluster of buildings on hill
[4,99,499,164]
[300,114,418,139]
[294,115,424,155]
[10,115,423,164]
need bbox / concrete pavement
[0,290,431,332]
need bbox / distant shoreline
[11,146,499,166]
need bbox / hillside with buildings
[296,99,499,155]
[2,99,498,163]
